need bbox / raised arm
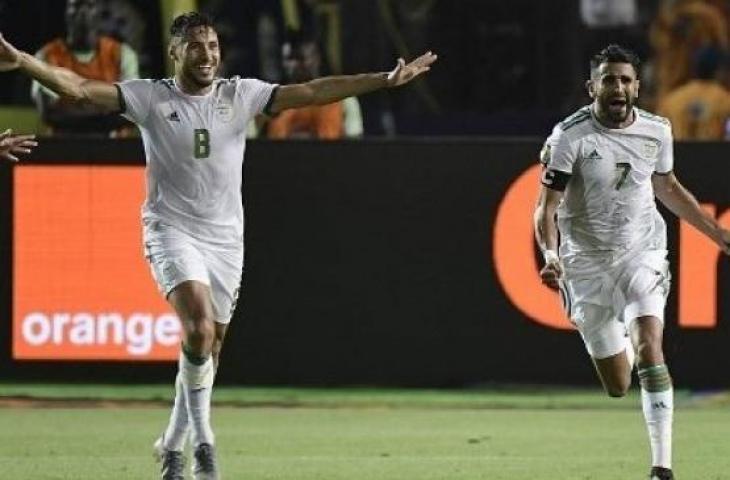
[268,51,437,115]
[652,172,730,254]
[0,34,121,112]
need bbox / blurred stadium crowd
[1,0,730,139]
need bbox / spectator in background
[650,0,728,106]
[267,32,363,139]
[658,47,730,140]
[31,0,139,136]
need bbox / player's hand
[0,129,37,162]
[386,51,437,87]
[719,228,730,255]
[539,256,563,290]
[0,33,22,72]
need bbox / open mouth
[608,98,627,111]
[197,65,214,75]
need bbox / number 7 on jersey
[614,162,631,190]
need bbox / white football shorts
[143,219,244,324]
[560,249,670,359]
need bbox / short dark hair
[170,11,215,39]
[590,44,641,78]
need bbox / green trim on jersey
[637,108,670,126]
[152,78,174,90]
[559,106,591,131]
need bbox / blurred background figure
[658,46,730,140]
[1,0,730,138]
[30,0,139,137]
[649,0,729,108]
[266,31,363,139]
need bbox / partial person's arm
[534,185,565,288]
[0,34,121,112]
[268,51,437,115]
[653,172,730,254]
[0,129,37,162]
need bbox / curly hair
[170,11,215,38]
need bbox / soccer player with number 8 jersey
[0,12,436,480]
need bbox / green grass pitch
[0,384,729,479]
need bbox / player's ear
[586,79,596,99]
[635,79,640,99]
[168,40,179,62]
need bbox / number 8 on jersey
[194,128,210,159]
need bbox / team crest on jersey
[642,140,659,159]
[215,102,234,123]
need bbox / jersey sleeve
[235,78,278,117]
[541,125,576,173]
[654,123,674,175]
[116,79,154,125]
[540,125,576,191]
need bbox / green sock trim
[638,364,672,393]
[181,343,208,366]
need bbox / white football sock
[181,352,215,447]
[162,372,189,451]
[639,365,673,469]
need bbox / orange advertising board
[13,165,180,361]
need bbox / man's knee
[185,316,216,354]
[631,316,664,366]
[604,375,631,398]
[606,383,630,398]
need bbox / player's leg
[212,321,228,369]
[157,297,230,462]
[144,223,211,479]
[631,316,674,479]
[591,344,633,397]
[169,280,217,447]
[185,246,241,480]
[562,267,635,397]
[572,301,634,397]
[187,321,229,478]
[623,252,673,479]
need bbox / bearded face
[589,62,640,128]
[172,26,220,91]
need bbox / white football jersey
[117,77,277,245]
[540,105,674,258]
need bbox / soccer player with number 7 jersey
[535,44,730,480]
[0,12,436,480]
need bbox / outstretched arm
[0,34,121,112]
[653,172,730,254]
[0,129,37,162]
[268,51,437,115]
